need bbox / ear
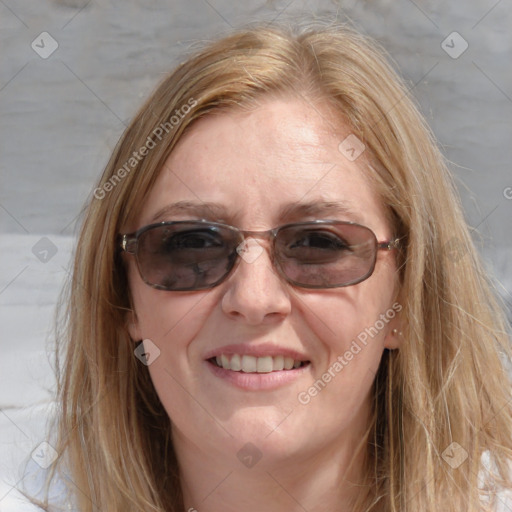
[383,296,404,350]
[383,318,403,350]
[126,309,143,342]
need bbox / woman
[30,22,512,511]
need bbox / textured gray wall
[1,0,511,287]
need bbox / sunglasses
[119,220,400,291]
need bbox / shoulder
[479,450,512,511]
[12,458,77,512]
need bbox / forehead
[137,98,390,234]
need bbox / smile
[210,354,310,373]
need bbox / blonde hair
[34,22,512,511]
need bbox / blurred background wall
[0,1,510,240]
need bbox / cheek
[127,259,215,346]
[293,297,393,429]
[132,290,211,345]
[130,285,218,423]
[297,265,398,389]
[303,284,395,354]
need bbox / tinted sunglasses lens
[136,223,238,290]
[275,223,377,287]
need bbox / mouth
[205,352,311,391]
[208,354,311,373]
[203,342,312,391]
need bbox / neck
[173,410,373,512]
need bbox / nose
[221,238,292,325]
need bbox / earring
[392,329,403,336]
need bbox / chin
[223,414,310,457]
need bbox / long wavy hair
[32,22,512,511]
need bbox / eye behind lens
[135,223,241,291]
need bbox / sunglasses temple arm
[378,238,400,250]
[120,234,138,254]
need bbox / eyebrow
[278,200,364,224]
[150,201,231,223]
[149,199,364,224]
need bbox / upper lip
[204,342,309,361]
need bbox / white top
[479,450,512,511]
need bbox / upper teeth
[214,354,303,373]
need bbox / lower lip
[205,359,310,391]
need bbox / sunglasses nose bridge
[227,229,282,280]
[238,227,277,241]
[234,227,278,255]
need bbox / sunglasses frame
[119,219,400,291]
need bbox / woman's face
[126,97,401,468]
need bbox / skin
[126,97,402,512]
